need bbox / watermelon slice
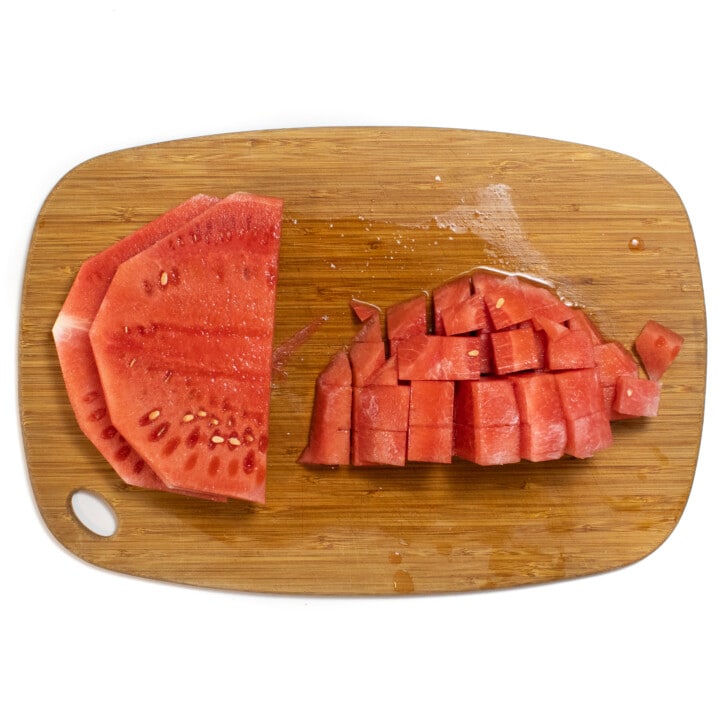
[52,194,219,493]
[89,192,283,503]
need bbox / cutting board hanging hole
[70,489,117,538]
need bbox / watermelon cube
[634,320,684,380]
[593,341,640,420]
[407,425,453,464]
[613,375,662,417]
[365,353,400,386]
[554,369,612,458]
[441,294,491,336]
[298,350,352,466]
[407,380,454,463]
[432,276,471,335]
[409,380,454,427]
[567,308,604,345]
[554,369,605,420]
[454,422,521,466]
[472,272,532,330]
[397,335,482,381]
[564,411,613,459]
[353,428,407,466]
[521,282,574,329]
[490,326,543,375]
[350,298,381,323]
[353,385,410,432]
[386,293,428,347]
[546,328,595,370]
[352,312,384,343]
[454,378,521,465]
[349,341,387,387]
[512,373,567,461]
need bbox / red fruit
[613,375,662,417]
[545,328,596,371]
[89,192,283,503]
[634,320,684,380]
[473,272,532,330]
[298,350,352,466]
[432,276,471,335]
[397,335,483,381]
[52,194,220,495]
[490,326,543,375]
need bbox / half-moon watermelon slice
[52,194,219,493]
[89,192,283,503]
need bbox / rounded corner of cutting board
[20,126,705,595]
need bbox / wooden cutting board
[20,127,705,595]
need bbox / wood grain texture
[19,127,705,595]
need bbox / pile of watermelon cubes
[299,270,684,467]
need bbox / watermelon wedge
[52,194,219,493]
[89,192,283,503]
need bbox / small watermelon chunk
[298,350,352,466]
[349,341,387,386]
[512,373,567,462]
[613,375,662,417]
[521,282,574,329]
[454,379,521,465]
[351,383,410,466]
[352,385,410,434]
[397,335,482,381]
[386,293,428,354]
[432,276,471,335]
[473,272,532,330]
[554,369,612,458]
[365,353,400,386]
[567,308,604,345]
[634,320,684,380]
[407,425,454,464]
[409,380,454,427]
[545,328,595,371]
[490,326,543,375]
[441,294,491,336]
[593,341,640,419]
[89,192,283,503]
[353,428,408,466]
[407,380,454,463]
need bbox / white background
[3,2,717,717]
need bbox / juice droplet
[388,551,403,564]
[628,236,645,251]
[393,569,415,593]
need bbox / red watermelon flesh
[298,350,352,466]
[432,276,471,335]
[89,192,283,503]
[299,268,682,470]
[52,194,219,494]
[634,320,684,381]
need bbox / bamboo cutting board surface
[20,127,705,595]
